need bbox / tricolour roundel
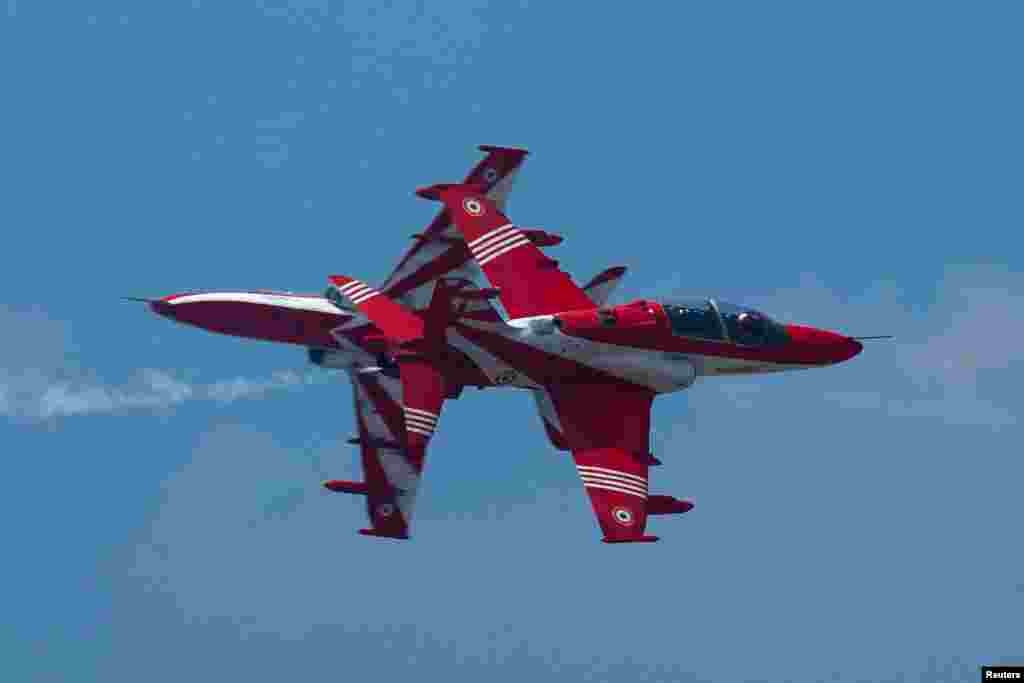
[612,506,635,527]
[483,167,498,182]
[377,503,395,518]
[462,197,485,216]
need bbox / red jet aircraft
[138,146,868,543]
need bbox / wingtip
[477,144,530,155]
[602,535,660,544]
[416,182,489,200]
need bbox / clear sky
[2,2,1021,681]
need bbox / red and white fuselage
[149,290,862,394]
[138,145,867,544]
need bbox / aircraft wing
[330,369,425,538]
[323,278,453,539]
[418,183,595,319]
[381,145,530,312]
[545,383,693,543]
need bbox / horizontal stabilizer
[602,535,660,544]
[520,229,563,247]
[416,182,483,200]
[478,144,529,154]
[323,480,370,495]
[358,528,409,540]
[646,495,694,516]
[346,436,403,449]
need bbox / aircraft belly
[555,339,697,393]
[166,298,344,348]
[446,329,540,389]
[702,355,812,375]
[462,320,697,393]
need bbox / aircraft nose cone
[149,299,173,318]
[785,325,864,364]
[838,337,863,363]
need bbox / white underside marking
[350,375,418,520]
[445,329,541,388]
[167,292,343,315]
[531,389,565,434]
[460,319,692,393]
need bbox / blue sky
[2,2,1021,681]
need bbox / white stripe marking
[407,426,433,437]
[165,292,346,315]
[403,416,436,431]
[580,475,647,496]
[341,284,371,298]
[578,470,648,488]
[580,471,648,488]
[583,482,648,500]
[473,233,525,261]
[401,411,438,421]
[338,281,368,295]
[351,291,379,305]
[478,238,531,266]
[470,227,519,255]
[577,466,646,486]
[467,223,515,249]
[404,407,439,421]
[469,226,517,253]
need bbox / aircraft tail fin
[582,266,627,306]
[327,276,424,344]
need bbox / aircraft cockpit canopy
[661,298,789,347]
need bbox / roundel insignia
[462,197,484,216]
[377,503,395,518]
[483,167,498,183]
[612,506,635,527]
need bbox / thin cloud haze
[0,306,337,421]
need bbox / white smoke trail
[0,366,340,421]
[0,305,348,422]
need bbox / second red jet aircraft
[139,146,867,543]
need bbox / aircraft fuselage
[149,290,861,396]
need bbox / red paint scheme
[423,183,597,318]
[557,300,862,367]
[150,297,346,349]
[647,495,694,516]
[140,145,870,544]
[323,480,369,495]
